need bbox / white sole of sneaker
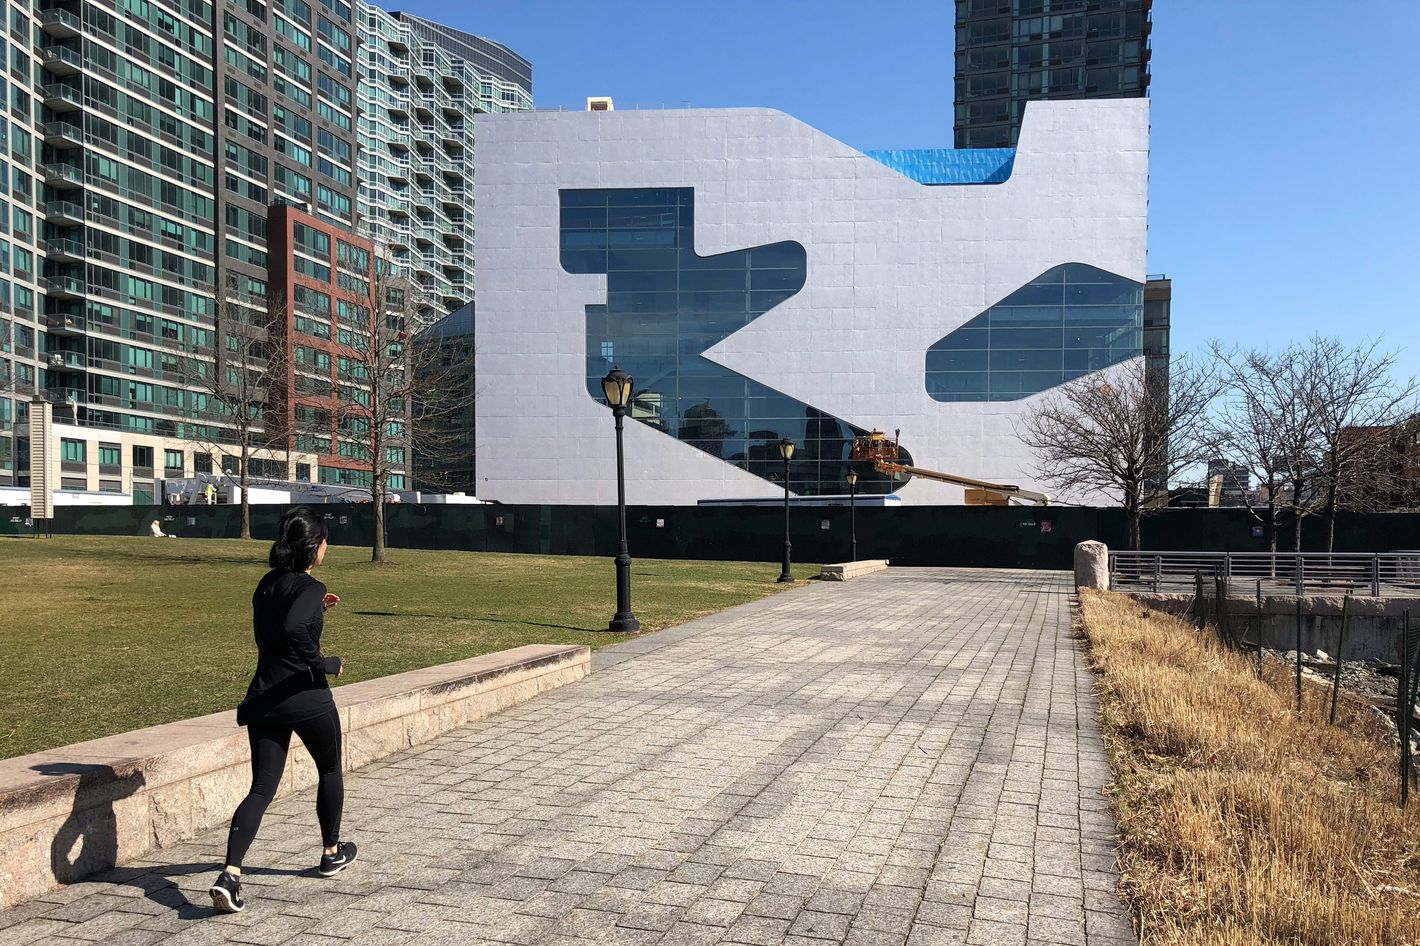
[209,885,243,913]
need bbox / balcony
[44,237,86,262]
[43,120,84,147]
[43,162,84,187]
[46,349,84,369]
[43,275,86,299]
[40,8,82,38]
[40,44,82,74]
[41,83,83,111]
[45,200,85,224]
[45,387,87,407]
[44,312,86,334]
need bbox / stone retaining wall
[0,644,589,911]
[1130,591,1413,661]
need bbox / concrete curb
[0,644,589,910]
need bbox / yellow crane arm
[873,461,1051,506]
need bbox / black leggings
[224,709,343,869]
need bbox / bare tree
[1020,356,1215,550]
[179,300,293,540]
[1306,337,1419,550]
[1208,343,1310,553]
[329,270,475,563]
[1207,337,1417,553]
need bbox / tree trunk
[371,473,386,563]
[239,442,251,540]
[1324,477,1338,553]
[1126,505,1141,551]
[1292,502,1304,553]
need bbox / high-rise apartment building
[954,0,1151,148]
[357,6,531,313]
[0,2,48,486]
[217,0,360,342]
[0,2,523,498]
[0,0,360,492]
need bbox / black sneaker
[318,841,358,877]
[209,871,245,913]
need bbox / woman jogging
[210,507,357,913]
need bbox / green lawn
[0,535,813,759]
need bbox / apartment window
[132,445,154,469]
[293,223,331,256]
[194,453,212,474]
[61,438,86,463]
[98,444,121,467]
[164,449,184,474]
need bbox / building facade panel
[474,100,1149,505]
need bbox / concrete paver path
[1,568,1136,946]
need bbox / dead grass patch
[1078,588,1420,945]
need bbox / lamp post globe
[777,438,796,583]
[602,367,640,633]
[602,367,633,409]
[845,470,858,563]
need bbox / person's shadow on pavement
[34,762,301,920]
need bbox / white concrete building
[473,100,1149,505]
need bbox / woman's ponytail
[268,507,329,572]
[269,535,297,571]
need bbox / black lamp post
[602,367,640,632]
[777,437,796,583]
[845,470,858,562]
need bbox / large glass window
[925,264,1143,402]
[561,187,906,496]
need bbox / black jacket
[236,570,342,726]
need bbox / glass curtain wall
[561,187,908,496]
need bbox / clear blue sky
[391,0,1420,371]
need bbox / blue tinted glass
[926,348,988,372]
[989,349,1063,371]
[925,263,1143,402]
[563,187,911,495]
[933,326,989,350]
[988,305,1061,327]
[1000,283,1062,306]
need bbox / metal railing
[1109,550,1420,597]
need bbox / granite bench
[0,644,590,910]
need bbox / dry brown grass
[1078,589,1420,946]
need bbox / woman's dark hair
[269,507,329,572]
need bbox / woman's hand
[322,592,340,611]
[335,662,345,678]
